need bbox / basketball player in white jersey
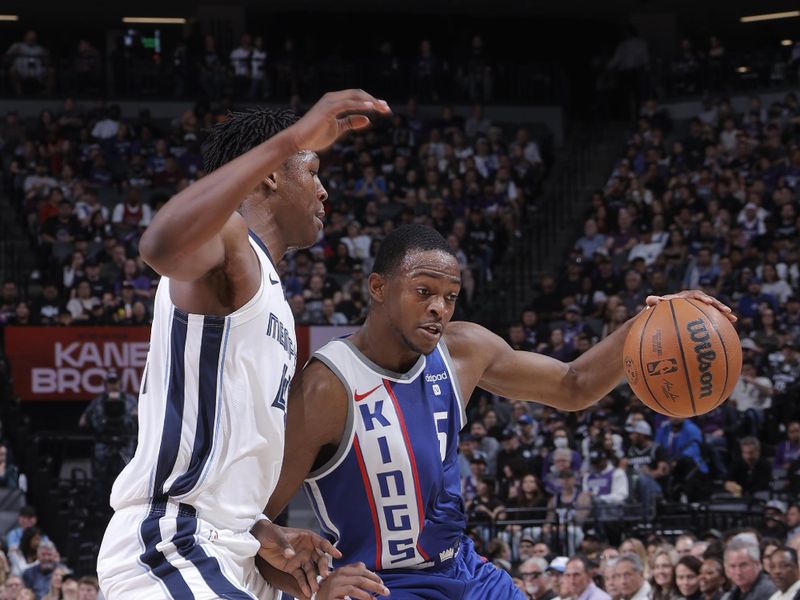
[265,224,735,599]
[97,91,392,600]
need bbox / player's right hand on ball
[286,90,391,153]
[316,563,390,600]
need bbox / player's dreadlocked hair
[202,107,299,174]
[371,224,457,276]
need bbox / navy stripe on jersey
[138,499,195,599]
[152,308,188,497]
[174,506,256,600]
[248,229,276,269]
[168,316,226,497]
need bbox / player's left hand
[645,289,737,323]
[252,520,342,597]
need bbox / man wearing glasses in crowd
[519,556,559,600]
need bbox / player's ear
[368,272,386,303]
[261,173,278,193]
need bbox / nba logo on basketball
[646,358,678,376]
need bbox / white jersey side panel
[109,234,296,531]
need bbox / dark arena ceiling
[8,0,800,21]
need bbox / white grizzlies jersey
[110,231,296,532]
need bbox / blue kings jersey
[304,338,467,571]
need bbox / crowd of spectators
[478,532,800,600]
[3,25,800,600]
[454,90,800,592]
[664,35,800,97]
[4,26,800,108]
[2,28,508,104]
[0,93,544,332]
[0,505,101,599]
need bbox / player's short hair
[202,108,299,173]
[371,224,457,277]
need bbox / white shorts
[97,500,278,600]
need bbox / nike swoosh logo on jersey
[269,273,279,285]
[354,384,382,402]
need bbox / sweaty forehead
[284,150,319,170]
[399,249,460,278]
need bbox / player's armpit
[266,359,349,519]
[143,211,252,283]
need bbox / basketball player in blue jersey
[265,224,735,599]
[97,91,392,600]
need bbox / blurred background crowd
[0,1,799,598]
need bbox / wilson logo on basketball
[646,358,678,376]
[686,318,716,398]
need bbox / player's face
[275,152,328,249]
[386,250,461,355]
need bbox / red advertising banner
[5,327,151,401]
[4,325,358,401]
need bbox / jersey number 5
[434,411,448,461]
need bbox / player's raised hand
[316,563,390,600]
[252,521,342,597]
[285,90,391,153]
[645,289,737,322]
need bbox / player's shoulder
[298,357,347,399]
[443,320,496,355]
[287,358,349,447]
[443,321,497,359]
[288,358,349,440]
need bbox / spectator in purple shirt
[774,421,800,471]
[737,278,778,325]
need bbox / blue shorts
[377,535,526,600]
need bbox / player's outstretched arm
[447,290,733,412]
[139,90,390,281]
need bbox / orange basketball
[622,297,742,417]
